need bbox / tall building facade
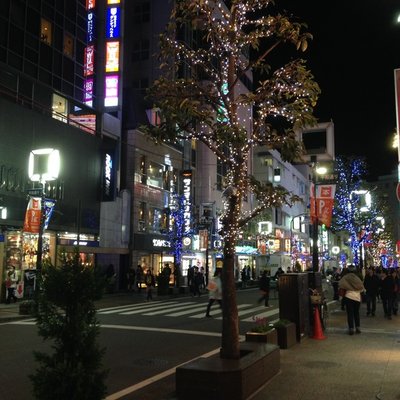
[0,0,129,302]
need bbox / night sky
[275,1,400,178]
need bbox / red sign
[23,197,41,233]
[310,184,336,227]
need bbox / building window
[131,39,149,61]
[41,18,52,45]
[133,2,150,23]
[147,162,163,188]
[138,201,146,232]
[273,168,281,183]
[64,33,74,58]
[52,93,68,123]
[139,155,146,184]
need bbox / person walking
[127,265,136,292]
[339,265,365,335]
[381,268,396,320]
[205,269,222,317]
[392,268,399,316]
[144,269,155,301]
[5,266,18,304]
[363,267,380,316]
[257,270,271,307]
[136,264,143,293]
[192,267,202,297]
[331,267,341,300]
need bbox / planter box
[176,342,280,400]
[245,328,278,345]
[275,322,297,349]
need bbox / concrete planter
[176,342,280,400]
[245,328,278,345]
[274,322,297,349]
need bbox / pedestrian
[363,267,380,316]
[274,267,284,291]
[330,267,341,300]
[192,267,202,297]
[257,270,271,307]
[380,268,396,320]
[144,269,155,301]
[205,269,222,317]
[127,265,136,292]
[5,266,18,304]
[136,264,143,292]
[338,265,365,335]
[392,269,399,316]
[173,262,181,287]
[187,265,195,294]
[241,267,248,288]
[163,263,172,284]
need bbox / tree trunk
[220,195,240,360]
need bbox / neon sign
[105,41,119,72]
[106,7,120,38]
[87,12,94,43]
[104,75,119,107]
[84,45,94,76]
[84,78,94,107]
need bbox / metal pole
[36,181,46,292]
[311,158,319,280]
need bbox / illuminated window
[52,93,68,123]
[273,168,281,183]
[138,202,146,232]
[63,33,74,58]
[41,19,52,45]
[147,162,163,188]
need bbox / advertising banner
[23,197,56,233]
[310,183,336,228]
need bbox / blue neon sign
[106,7,120,39]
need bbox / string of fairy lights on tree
[145,0,320,254]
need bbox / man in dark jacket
[380,269,396,320]
[257,270,271,307]
[363,267,380,316]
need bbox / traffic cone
[312,306,326,340]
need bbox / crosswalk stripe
[121,301,194,315]
[190,303,250,319]
[98,301,164,313]
[143,303,204,316]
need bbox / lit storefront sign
[104,75,119,107]
[107,0,120,3]
[102,152,115,201]
[84,78,94,107]
[106,7,120,38]
[84,45,94,76]
[105,41,119,72]
[87,12,95,42]
[182,170,192,235]
[86,0,95,9]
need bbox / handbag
[338,287,346,297]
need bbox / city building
[0,0,129,302]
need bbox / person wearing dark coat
[363,267,380,316]
[257,270,271,307]
[380,269,396,320]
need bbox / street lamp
[28,148,60,277]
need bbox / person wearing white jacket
[205,269,222,317]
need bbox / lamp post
[28,148,60,279]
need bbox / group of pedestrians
[337,265,400,335]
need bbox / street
[0,288,280,400]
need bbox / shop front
[132,233,173,277]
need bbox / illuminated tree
[332,156,388,267]
[142,0,320,359]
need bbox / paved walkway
[1,294,399,400]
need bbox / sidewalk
[252,300,400,400]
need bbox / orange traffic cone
[312,306,326,340]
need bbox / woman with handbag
[339,265,365,335]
